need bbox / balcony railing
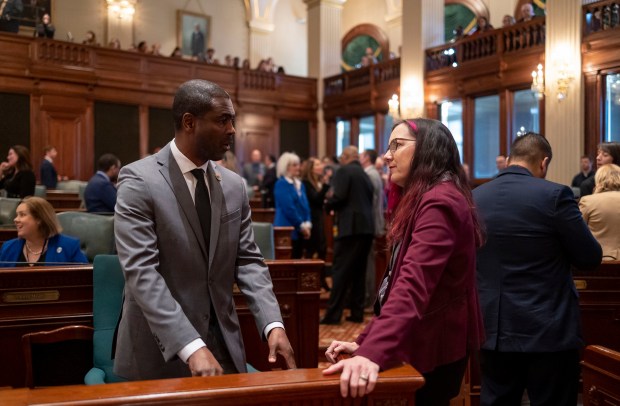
[583,0,620,36]
[324,57,400,97]
[426,18,545,72]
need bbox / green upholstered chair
[56,211,115,262]
[252,222,275,260]
[78,183,87,208]
[0,197,21,226]
[84,255,126,384]
[84,255,258,380]
[34,185,47,198]
[56,180,88,193]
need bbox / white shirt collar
[170,139,210,174]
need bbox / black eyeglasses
[388,138,416,154]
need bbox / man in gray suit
[114,79,295,380]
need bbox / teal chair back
[34,185,47,198]
[252,222,275,260]
[78,183,87,208]
[0,198,21,225]
[56,180,88,193]
[57,211,115,262]
[84,255,126,384]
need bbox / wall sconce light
[388,93,400,119]
[107,0,136,20]
[531,63,545,100]
[556,62,574,101]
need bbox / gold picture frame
[176,10,211,59]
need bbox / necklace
[25,241,45,256]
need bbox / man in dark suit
[261,153,277,208]
[321,145,374,324]
[571,155,594,188]
[473,132,602,406]
[39,146,59,189]
[84,153,121,213]
[0,0,23,33]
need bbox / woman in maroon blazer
[323,118,485,405]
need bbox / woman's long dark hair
[11,145,33,172]
[387,118,484,248]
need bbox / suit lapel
[158,145,209,260]
[206,163,222,269]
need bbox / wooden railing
[37,41,91,66]
[583,0,620,36]
[582,345,620,405]
[324,58,400,97]
[0,364,424,405]
[426,18,545,72]
[0,33,317,106]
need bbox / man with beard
[113,79,295,380]
[84,153,121,213]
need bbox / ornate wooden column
[305,0,347,158]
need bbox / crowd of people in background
[452,2,540,41]
[0,74,619,404]
[0,10,287,73]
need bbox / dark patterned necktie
[191,168,211,257]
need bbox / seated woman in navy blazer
[0,196,88,266]
[273,152,312,259]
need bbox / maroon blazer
[355,181,485,373]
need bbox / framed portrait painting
[177,10,211,59]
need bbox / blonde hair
[19,196,62,239]
[276,152,300,178]
[594,163,620,193]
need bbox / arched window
[341,24,389,72]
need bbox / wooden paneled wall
[0,33,318,180]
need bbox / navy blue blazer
[40,159,58,189]
[473,165,602,352]
[273,177,311,240]
[0,234,88,266]
[84,172,117,213]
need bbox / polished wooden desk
[45,190,83,210]
[0,364,424,405]
[0,260,321,388]
[273,226,293,259]
[251,208,275,223]
[581,345,620,406]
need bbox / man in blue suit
[84,153,121,213]
[473,132,602,406]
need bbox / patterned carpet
[317,298,373,368]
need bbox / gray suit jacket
[113,143,282,380]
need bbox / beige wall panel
[272,0,308,76]
[342,0,388,41]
